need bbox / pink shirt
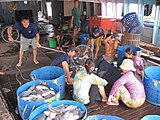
[110,71,146,100]
[132,56,144,73]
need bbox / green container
[49,38,57,48]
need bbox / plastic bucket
[141,115,160,120]
[29,100,87,120]
[80,34,89,45]
[121,12,143,34]
[16,80,60,120]
[86,115,124,120]
[117,46,141,67]
[30,66,65,99]
[143,66,160,106]
[48,37,57,48]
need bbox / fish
[20,85,56,102]
[36,85,49,90]
[35,104,86,120]
[44,110,51,116]
[20,90,32,97]
[36,114,47,120]
[64,105,77,112]
[21,96,34,101]
[48,104,66,113]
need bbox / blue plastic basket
[30,66,65,99]
[16,80,60,120]
[80,34,89,45]
[117,46,141,67]
[141,115,160,120]
[143,66,160,106]
[121,12,143,34]
[86,115,124,120]
[29,100,87,120]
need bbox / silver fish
[20,84,56,102]
[36,114,47,120]
[28,85,35,91]
[20,90,32,97]
[36,85,49,90]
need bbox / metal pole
[152,5,160,45]
[138,0,144,23]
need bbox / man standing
[7,16,41,67]
[70,0,81,47]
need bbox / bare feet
[67,82,73,85]
[102,99,107,102]
[106,101,119,106]
[0,72,5,75]
[34,60,39,65]
[17,62,22,67]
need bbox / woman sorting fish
[72,59,108,105]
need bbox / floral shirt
[110,71,146,100]
[73,67,108,104]
[132,56,144,74]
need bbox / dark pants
[89,56,122,103]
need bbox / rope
[15,66,30,82]
[11,39,65,53]
[1,26,65,53]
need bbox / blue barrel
[143,66,160,106]
[121,12,143,34]
[30,66,65,99]
[117,46,141,67]
[80,34,89,45]
[29,100,87,120]
[16,80,60,120]
[86,115,124,120]
[141,115,160,120]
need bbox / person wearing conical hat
[107,59,146,108]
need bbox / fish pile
[20,85,56,101]
[36,104,85,120]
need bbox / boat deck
[0,41,160,120]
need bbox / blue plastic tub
[80,34,89,45]
[86,115,124,120]
[30,66,65,99]
[16,80,60,120]
[143,66,160,106]
[141,115,160,120]
[121,12,143,34]
[29,100,87,120]
[117,46,141,67]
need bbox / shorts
[74,22,81,29]
[88,36,102,46]
[20,35,37,51]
